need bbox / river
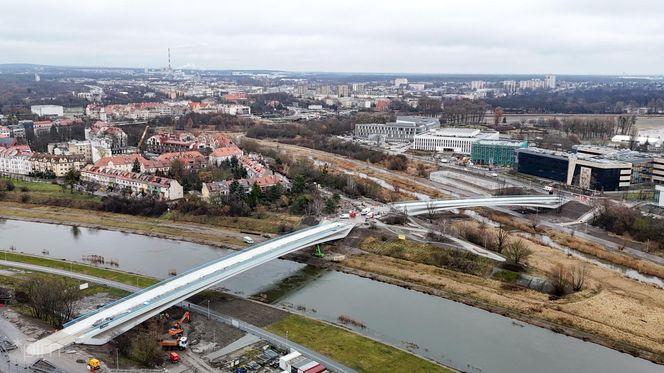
[0,219,662,373]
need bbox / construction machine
[87,358,101,371]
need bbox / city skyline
[3,0,664,75]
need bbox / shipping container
[304,364,326,373]
[287,356,310,373]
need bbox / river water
[0,219,662,373]
[0,219,305,296]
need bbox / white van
[243,236,255,244]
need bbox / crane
[137,125,150,149]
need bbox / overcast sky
[2,0,664,75]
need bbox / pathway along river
[0,219,662,373]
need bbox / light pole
[207,299,210,320]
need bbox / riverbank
[0,252,454,373]
[0,202,245,249]
[284,238,664,365]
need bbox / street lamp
[207,299,210,320]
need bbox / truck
[160,337,188,350]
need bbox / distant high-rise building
[502,80,517,94]
[351,83,365,93]
[394,78,408,86]
[470,80,486,90]
[34,73,40,82]
[337,85,350,97]
[316,85,332,96]
[545,75,556,89]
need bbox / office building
[471,139,528,167]
[355,116,439,143]
[514,147,653,191]
[652,157,664,184]
[413,128,499,154]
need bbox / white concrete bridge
[390,195,563,216]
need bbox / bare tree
[502,238,533,267]
[495,228,509,253]
[548,263,569,296]
[129,320,164,367]
[569,264,588,292]
[307,197,324,216]
[23,276,81,328]
[530,214,541,233]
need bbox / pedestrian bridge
[28,195,563,355]
[390,195,563,216]
[27,222,354,355]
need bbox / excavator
[168,311,190,337]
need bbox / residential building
[470,80,486,90]
[0,146,33,176]
[85,121,128,149]
[252,174,291,191]
[30,153,85,177]
[158,151,207,169]
[146,134,194,154]
[337,85,350,97]
[209,145,243,166]
[31,105,64,117]
[33,121,53,136]
[545,75,557,89]
[240,156,270,178]
[413,128,499,154]
[355,116,439,143]
[48,139,113,163]
[7,124,25,138]
[0,126,10,138]
[201,174,289,199]
[201,179,250,199]
[470,139,528,167]
[94,154,168,174]
[80,166,183,200]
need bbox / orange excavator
[168,311,190,337]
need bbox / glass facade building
[471,140,528,167]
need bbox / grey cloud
[1,0,664,74]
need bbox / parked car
[243,236,255,244]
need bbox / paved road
[0,260,357,373]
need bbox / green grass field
[2,178,101,202]
[266,315,453,373]
[0,251,157,288]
